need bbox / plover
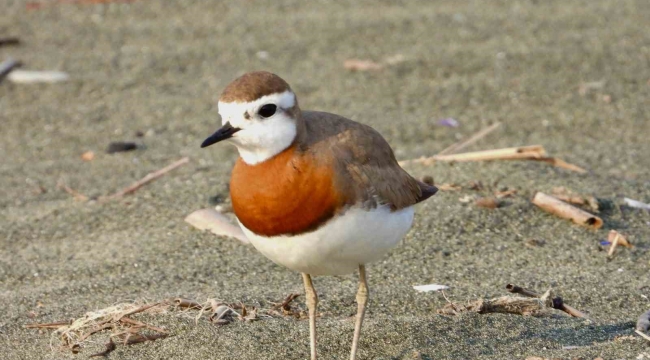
[201,71,437,359]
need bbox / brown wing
[298,111,437,210]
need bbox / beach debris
[343,59,383,71]
[0,37,20,47]
[437,118,459,127]
[413,284,449,292]
[184,208,250,244]
[26,294,303,354]
[437,122,501,156]
[551,187,599,212]
[106,141,137,154]
[99,157,190,200]
[475,197,500,209]
[0,58,21,83]
[58,158,189,202]
[57,180,89,201]
[495,188,517,198]
[7,70,69,84]
[458,194,477,203]
[532,192,603,229]
[437,284,587,318]
[624,197,650,211]
[607,230,632,258]
[401,144,586,173]
[81,151,95,161]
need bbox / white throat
[218,91,297,165]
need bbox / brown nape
[219,71,291,103]
[230,146,343,237]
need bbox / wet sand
[1,0,650,359]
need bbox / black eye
[258,104,277,118]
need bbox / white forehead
[218,90,295,124]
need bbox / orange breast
[229,146,343,237]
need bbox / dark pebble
[106,141,138,154]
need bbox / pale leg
[349,264,369,360]
[302,273,318,360]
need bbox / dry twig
[437,122,502,156]
[100,157,189,200]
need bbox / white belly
[239,205,415,276]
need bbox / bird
[200,71,437,359]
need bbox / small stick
[100,157,189,200]
[115,301,164,321]
[434,145,547,162]
[24,321,71,329]
[121,333,167,345]
[505,284,539,298]
[0,58,21,83]
[532,192,603,229]
[119,317,168,334]
[78,322,113,342]
[0,37,20,47]
[635,329,650,342]
[607,232,620,257]
[505,284,587,318]
[89,339,116,358]
[533,157,587,173]
[608,230,632,248]
[57,181,89,201]
[173,298,202,309]
[438,122,502,155]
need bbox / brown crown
[219,71,292,103]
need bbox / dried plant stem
[532,192,603,229]
[635,329,650,342]
[101,157,189,200]
[438,122,502,155]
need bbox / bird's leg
[302,273,318,360]
[350,264,369,360]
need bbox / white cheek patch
[216,90,298,165]
[218,90,295,127]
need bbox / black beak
[200,122,241,148]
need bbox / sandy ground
[2,0,650,359]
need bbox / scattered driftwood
[437,122,502,156]
[607,230,632,257]
[26,295,305,354]
[438,284,587,318]
[624,197,650,210]
[532,192,603,229]
[400,145,586,173]
[99,157,189,201]
[343,59,383,71]
[57,181,89,202]
[7,70,69,84]
[184,208,250,244]
[551,187,599,212]
[505,284,587,318]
